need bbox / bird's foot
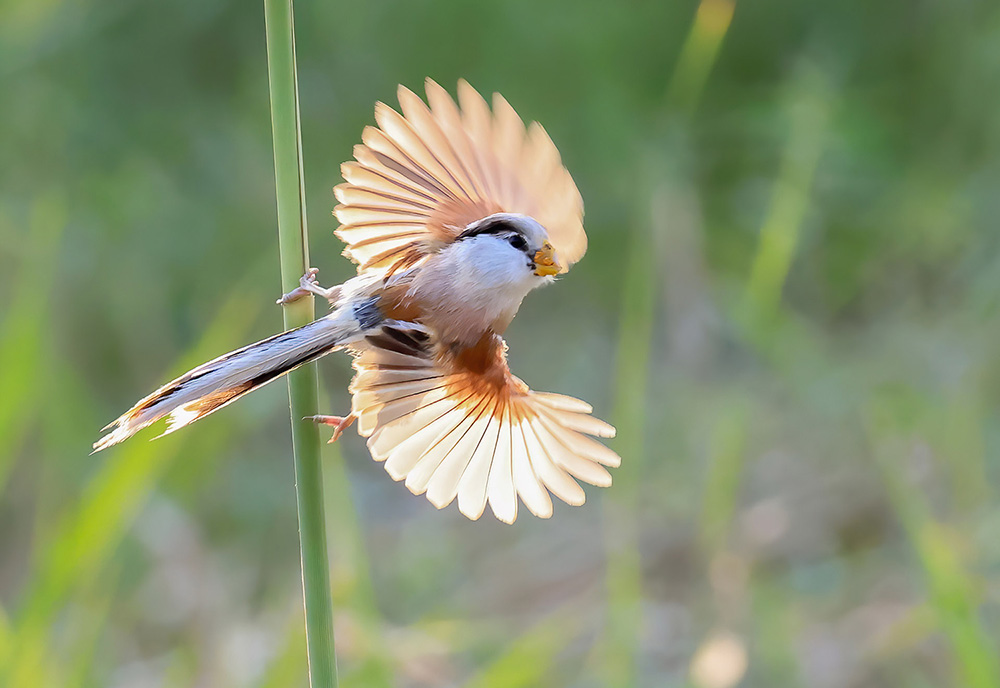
[277,268,341,306]
[305,413,357,443]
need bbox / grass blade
[867,396,1000,688]
[743,64,831,345]
[4,294,259,687]
[263,1,338,685]
[465,608,583,688]
[0,192,65,494]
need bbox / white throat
[408,234,550,346]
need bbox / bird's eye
[506,234,528,251]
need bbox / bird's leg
[305,413,357,443]
[277,268,342,306]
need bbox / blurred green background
[3,0,1000,686]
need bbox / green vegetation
[263,0,337,686]
[1,0,999,686]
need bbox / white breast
[408,235,547,346]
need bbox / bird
[93,78,620,523]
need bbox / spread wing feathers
[349,323,619,523]
[335,79,587,275]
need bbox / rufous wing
[349,323,619,523]
[335,79,588,275]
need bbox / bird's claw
[305,413,357,443]
[277,268,340,306]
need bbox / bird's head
[412,212,564,342]
[456,213,562,283]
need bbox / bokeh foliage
[2,0,1000,686]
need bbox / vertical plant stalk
[263,1,338,687]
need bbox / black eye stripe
[457,218,532,253]
[458,218,519,240]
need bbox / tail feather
[94,307,366,452]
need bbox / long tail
[94,302,375,452]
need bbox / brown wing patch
[334,79,588,275]
[349,324,618,523]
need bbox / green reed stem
[263,1,338,686]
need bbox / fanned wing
[350,323,618,523]
[335,79,587,275]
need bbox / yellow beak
[533,242,561,277]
